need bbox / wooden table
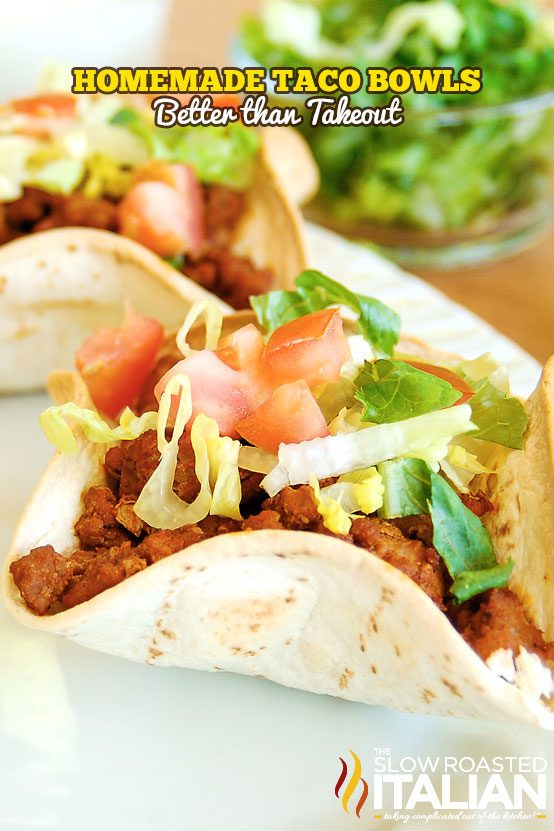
[167,0,554,364]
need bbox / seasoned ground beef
[10,545,72,615]
[75,486,130,550]
[9,433,553,666]
[452,589,554,664]
[460,491,494,517]
[350,517,447,610]
[0,183,273,308]
[183,249,273,310]
[0,188,119,242]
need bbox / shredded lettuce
[458,353,510,394]
[378,457,431,518]
[441,444,495,491]
[134,375,242,529]
[316,377,356,423]
[250,270,401,357]
[25,157,84,195]
[238,445,278,474]
[372,1,465,60]
[322,467,384,514]
[310,475,352,535]
[0,136,41,200]
[39,403,157,455]
[464,375,528,449]
[175,300,224,358]
[204,417,242,520]
[327,405,367,435]
[112,107,261,190]
[262,403,476,495]
[355,359,462,423]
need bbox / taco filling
[0,92,273,308]
[9,271,554,677]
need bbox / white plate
[0,226,551,831]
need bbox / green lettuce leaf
[250,270,400,357]
[377,459,513,601]
[450,561,515,604]
[378,457,431,518]
[355,359,462,423]
[466,376,528,449]
[429,469,496,574]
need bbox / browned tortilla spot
[339,668,354,690]
[442,678,463,698]
[249,623,260,632]
[161,629,176,640]
[422,689,436,704]
[395,644,402,657]
[371,665,378,674]
[149,647,163,659]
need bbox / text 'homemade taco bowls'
[4,272,554,727]
[0,91,312,391]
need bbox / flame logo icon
[335,750,369,818]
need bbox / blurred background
[0,0,552,361]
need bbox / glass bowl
[233,39,554,268]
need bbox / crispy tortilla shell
[3,337,554,726]
[484,358,554,641]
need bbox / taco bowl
[0,92,310,391]
[3,273,554,726]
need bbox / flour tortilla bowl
[3,318,554,726]
[0,133,309,392]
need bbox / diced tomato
[154,350,257,438]
[76,307,164,419]
[217,324,265,372]
[118,170,204,257]
[11,93,77,119]
[237,380,330,453]
[264,308,351,389]
[131,161,198,201]
[406,362,474,405]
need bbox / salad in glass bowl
[237,0,554,265]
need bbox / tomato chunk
[11,93,77,119]
[406,362,474,405]
[154,350,257,438]
[236,380,330,453]
[76,307,164,419]
[118,163,204,257]
[264,308,351,389]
